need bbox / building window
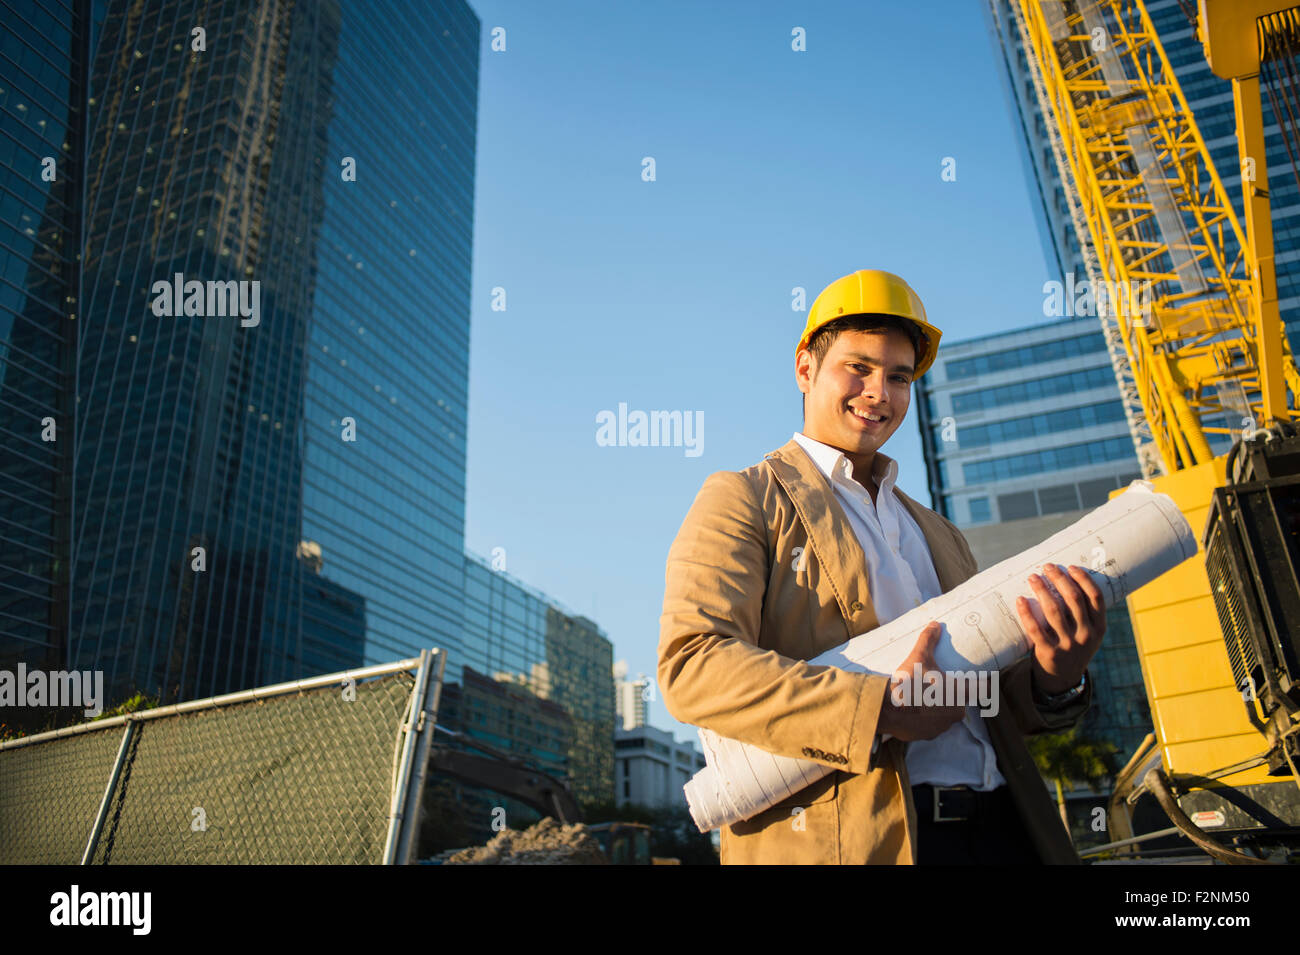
[1037,482,1081,515]
[950,364,1114,415]
[968,497,991,523]
[936,399,1126,450]
[964,435,1136,483]
[998,490,1039,521]
[945,332,1108,381]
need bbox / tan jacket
[658,438,1092,864]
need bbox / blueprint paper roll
[683,479,1197,833]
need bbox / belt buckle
[932,785,970,823]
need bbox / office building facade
[614,724,706,810]
[0,0,480,707]
[3,0,622,823]
[298,0,480,677]
[461,552,616,808]
[0,0,91,680]
[917,316,1141,535]
[613,659,651,731]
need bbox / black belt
[911,783,1012,823]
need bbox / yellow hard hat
[796,269,942,379]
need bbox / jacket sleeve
[945,521,1094,735]
[657,469,891,776]
[1001,657,1093,734]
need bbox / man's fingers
[1036,569,1075,638]
[1044,564,1090,639]
[916,621,944,668]
[1028,572,1072,649]
[901,621,941,667]
[1067,564,1105,615]
[892,622,973,731]
[1018,594,1049,648]
[1067,564,1107,635]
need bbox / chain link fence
[0,650,444,864]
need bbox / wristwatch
[1033,672,1087,710]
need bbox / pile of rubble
[441,818,608,865]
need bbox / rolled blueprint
[683,479,1198,833]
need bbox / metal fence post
[81,719,137,865]
[394,648,445,864]
[382,649,433,864]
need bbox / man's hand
[1016,563,1106,695]
[877,621,965,742]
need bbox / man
[657,268,1106,865]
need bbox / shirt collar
[791,432,897,490]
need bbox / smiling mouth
[849,407,888,424]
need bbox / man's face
[796,326,914,457]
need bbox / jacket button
[802,747,813,757]
[850,600,863,612]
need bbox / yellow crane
[1008,0,1300,862]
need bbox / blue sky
[462,0,1056,739]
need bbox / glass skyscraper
[917,317,1142,530]
[296,0,478,677]
[69,0,331,700]
[0,0,479,706]
[461,552,615,808]
[3,1,618,823]
[0,0,90,682]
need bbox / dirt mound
[442,817,608,865]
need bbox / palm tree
[1028,727,1118,842]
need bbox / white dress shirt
[791,432,1006,791]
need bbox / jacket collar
[763,438,968,621]
[791,431,898,491]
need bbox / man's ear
[797,350,816,424]
[795,348,815,393]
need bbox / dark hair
[800,314,926,416]
[806,314,925,370]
